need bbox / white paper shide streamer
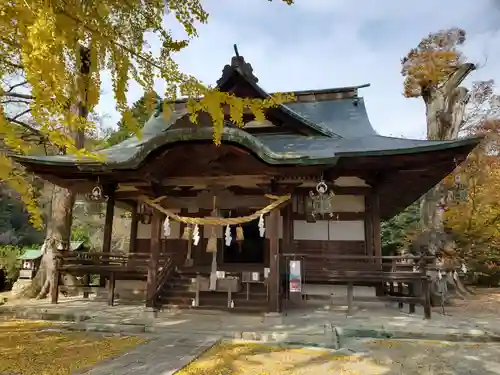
[225,225,232,246]
[163,216,170,237]
[193,224,200,246]
[258,214,265,237]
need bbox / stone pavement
[3,296,500,374]
[2,296,500,344]
[74,332,219,375]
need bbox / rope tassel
[236,226,244,241]
[182,225,192,240]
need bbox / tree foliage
[381,202,420,256]
[445,120,500,283]
[401,28,466,99]
[0,0,295,227]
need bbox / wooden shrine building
[15,50,482,317]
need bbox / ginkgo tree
[0,0,294,298]
[401,28,499,252]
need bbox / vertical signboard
[289,260,302,293]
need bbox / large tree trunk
[31,45,91,299]
[420,63,475,308]
[32,184,76,298]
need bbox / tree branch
[6,116,46,140]
[441,63,476,95]
[2,92,34,100]
[1,99,31,105]
[7,80,28,92]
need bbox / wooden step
[160,303,266,314]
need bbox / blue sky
[96,0,500,139]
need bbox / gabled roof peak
[216,44,259,86]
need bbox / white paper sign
[252,272,260,281]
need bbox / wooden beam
[146,210,162,308]
[108,272,116,306]
[129,203,139,253]
[115,185,371,201]
[293,212,366,221]
[268,207,281,313]
[364,194,374,257]
[372,191,381,258]
[282,202,294,254]
[100,186,115,287]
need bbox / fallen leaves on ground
[0,319,146,375]
[176,342,385,375]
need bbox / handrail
[280,254,436,261]
[153,256,175,300]
[56,251,174,272]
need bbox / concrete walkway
[74,332,219,375]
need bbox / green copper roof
[17,241,85,259]
[13,96,482,171]
[18,249,42,260]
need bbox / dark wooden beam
[99,185,115,287]
[292,212,366,221]
[268,207,281,313]
[146,209,162,308]
[129,203,139,253]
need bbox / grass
[0,319,146,375]
[175,342,377,375]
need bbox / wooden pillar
[372,191,382,259]
[370,188,383,296]
[108,272,116,306]
[281,202,294,303]
[146,210,162,308]
[129,203,139,253]
[268,208,280,313]
[281,202,293,253]
[364,194,374,258]
[99,187,115,287]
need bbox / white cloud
[96,0,500,141]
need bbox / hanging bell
[236,226,244,241]
[182,225,192,240]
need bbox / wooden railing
[56,251,171,274]
[54,251,177,307]
[280,253,435,319]
[151,256,176,307]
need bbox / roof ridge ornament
[216,44,259,86]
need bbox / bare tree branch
[2,92,34,100]
[1,99,31,105]
[7,80,28,92]
[10,108,30,121]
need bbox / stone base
[142,307,159,319]
[263,312,283,325]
